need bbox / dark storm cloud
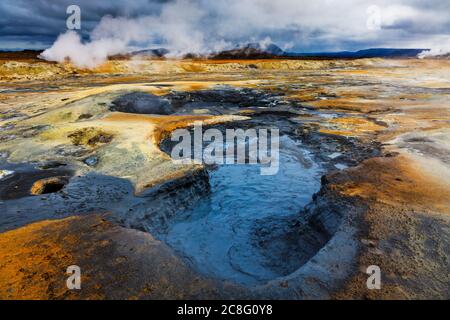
[0,0,170,48]
[1,0,449,52]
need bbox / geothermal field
[0,54,449,300]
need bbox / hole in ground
[0,164,73,200]
[30,176,69,195]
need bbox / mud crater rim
[154,114,380,286]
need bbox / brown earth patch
[0,214,244,300]
[330,155,450,299]
[67,127,114,147]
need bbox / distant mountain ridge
[2,45,435,62]
[209,44,427,59]
[165,44,426,59]
[130,48,170,57]
[208,42,285,59]
[286,48,427,58]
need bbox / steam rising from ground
[41,0,233,68]
[40,0,450,68]
[40,31,127,69]
[419,46,450,58]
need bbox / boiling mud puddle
[159,135,323,285]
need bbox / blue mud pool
[162,135,324,285]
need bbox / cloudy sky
[1,0,450,53]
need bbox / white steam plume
[40,0,450,68]
[418,46,450,59]
[40,31,127,68]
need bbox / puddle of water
[161,135,323,286]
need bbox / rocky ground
[0,56,448,299]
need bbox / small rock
[384,152,399,158]
[361,238,377,247]
[334,163,348,170]
[0,151,9,159]
[328,152,342,159]
[0,169,14,180]
[37,161,67,169]
[0,124,15,131]
[83,156,99,167]
[54,145,88,157]
[0,134,16,142]
[368,247,384,255]
[78,113,93,120]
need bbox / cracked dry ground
[0,58,449,299]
